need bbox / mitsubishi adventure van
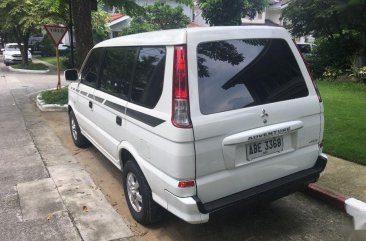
[65,26,327,225]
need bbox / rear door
[187,28,322,204]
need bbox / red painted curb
[304,183,347,211]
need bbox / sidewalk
[32,57,57,72]
[317,154,366,202]
[0,72,133,240]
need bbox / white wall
[266,9,282,25]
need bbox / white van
[65,26,327,225]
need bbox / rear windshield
[197,39,309,115]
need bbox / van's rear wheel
[122,160,164,225]
[69,110,90,148]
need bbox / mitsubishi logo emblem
[261,108,268,124]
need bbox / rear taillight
[178,180,195,188]
[172,45,192,128]
[293,40,322,102]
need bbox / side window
[99,47,137,99]
[131,47,166,108]
[80,48,103,87]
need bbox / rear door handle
[116,116,122,126]
[89,101,93,109]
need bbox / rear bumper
[193,154,327,214]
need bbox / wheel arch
[68,105,73,114]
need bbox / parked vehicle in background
[1,43,32,66]
[65,26,327,225]
[58,44,71,56]
[296,43,316,56]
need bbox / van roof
[95,26,285,48]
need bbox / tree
[92,5,112,43]
[282,0,366,69]
[199,0,268,26]
[122,2,190,35]
[0,0,67,64]
[71,0,192,67]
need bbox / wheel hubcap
[127,172,142,212]
[71,118,78,141]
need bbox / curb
[8,66,50,74]
[36,93,67,112]
[305,183,366,230]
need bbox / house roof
[268,0,291,9]
[110,13,126,22]
[107,13,130,27]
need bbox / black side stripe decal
[78,90,165,127]
[104,101,165,127]
[126,108,165,127]
[94,96,104,103]
[105,100,126,113]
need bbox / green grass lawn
[38,56,58,65]
[318,80,366,165]
[12,63,48,70]
[38,56,68,68]
[41,87,68,105]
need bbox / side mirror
[64,69,78,81]
[1,49,4,52]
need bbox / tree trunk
[72,0,95,68]
[13,26,30,65]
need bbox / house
[241,0,291,26]
[107,13,131,38]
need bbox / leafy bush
[40,35,55,57]
[349,65,366,83]
[322,67,344,80]
[41,87,68,105]
[60,53,74,69]
[306,33,360,79]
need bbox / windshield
[197,39,309,114]
[5,45,20,51]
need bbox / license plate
[246,137,284,160]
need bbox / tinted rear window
[131,47,166,108]
[197,39,309,115]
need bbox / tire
[5,62,9,66]
[69,110,90,148]
[122,160,164,225]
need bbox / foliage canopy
[122,1,190,35]
[282,0,366,77]
[199,0,268,26]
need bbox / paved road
[1,62,364,241]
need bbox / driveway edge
[8,66,50,74]
[36,93,67,112]
[305,183,366,230]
